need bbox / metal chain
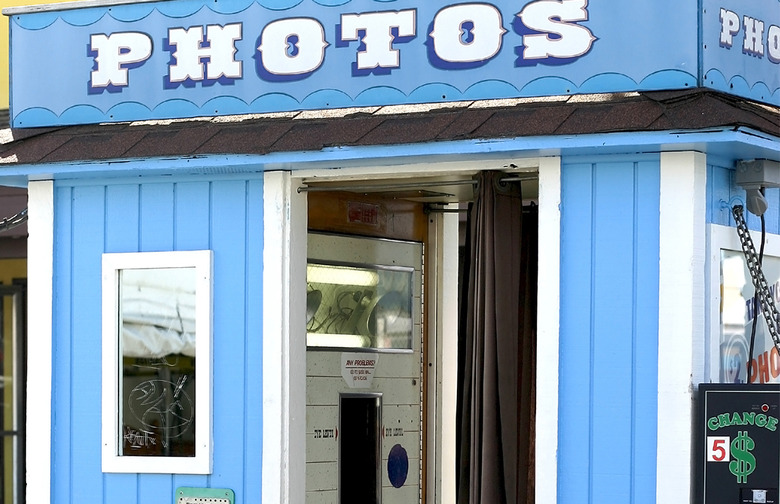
[732,205,780,355]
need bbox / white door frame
[262,156,562,503]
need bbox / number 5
[707,436,730,462]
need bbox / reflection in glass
[306,263,413,350]
[720,250,780,384]
[120,267,196,457]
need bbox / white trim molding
[101,250,213,474]
[657,151,707,503]
[536,156,561,504]
[27,180,54,504]
[262,171,307,504]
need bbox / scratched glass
[306,262,414,350]
[119,267,197,457]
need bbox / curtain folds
[457,171,538,504]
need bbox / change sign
[699,384,780,504]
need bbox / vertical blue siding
[558,158,660,504]
[708,162,780,233]
[51,176,264,504]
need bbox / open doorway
[0,185,27,504]
[300,168,540,504]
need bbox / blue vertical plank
[105,184,140,253]
[209,180,248,494]
[590,162,634,502]
[69,185,106,502]
[139,183,175,252]
[137,182,176,502]
[174,181,211,251]
[243,178,264,501]
[103,184,141,503]
[138,474,174,504]
[558,162,595,504]
[763,187,780,235]
[633,162,660,503]
[52,186,74,504]
[708,164,733,227]
[172,181,212,492]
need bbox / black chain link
[732,205,780,356]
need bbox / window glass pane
[720,250,780,384]
[119,267,197,457]
[306,263,413,350]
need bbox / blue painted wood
[210,180,249,493]
[52,176,264,504]
[591,162,635,502]
[139,183,175,252]
[632,161,660,502]
[559,157,660,503]
[243,179,264,500]
[707,162,780,235]
[69,185,107,502]
[104,184,141,502]
[52,186,74,504]
[708,163,733,227]
[558,162,594,503]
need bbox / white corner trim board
[536,156,561,504]
[27,180,54,504]
[262,171,307,504]
[657,151,707,504]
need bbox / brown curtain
[456,171,537,504]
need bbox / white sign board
[341,353,378,389]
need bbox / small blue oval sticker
[387,444,409,488]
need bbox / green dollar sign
[729,431,756,484]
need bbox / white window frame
[101,250,213,474]
[707,223,780,384]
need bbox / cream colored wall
[1,0,70,110]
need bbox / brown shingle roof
[1,88,777,166]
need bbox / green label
[729,431,756,484]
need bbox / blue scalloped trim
[519,77,576,96]
[580,73,638,93]
[105,102,153,122]
[703,68,780,107]
[207,0,254,16]
[301,89,353,109]
[255,0,304,11]
[155,0,207,18]
[12,105,110,127]
[409,83,463,103]
[311,0,352,6]
[12,12,59,30]
[106,3,158,22]
[354,87,406,106]
[151,98,200,119]
[249,93,300,112]
[463,80,520,100]
[638,69,697,90]
[201,96,251,115]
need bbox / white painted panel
[657,151,706,504]
[264,172,308,504]
[27,180,54,504]
[381,484,420,504]
[307,348,423,378]
[307,462,338,492]
[536,156,561,504]
[306,377,421,406]
[306,489,337,504]
[306,233,423,503]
